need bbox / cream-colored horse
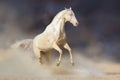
[33,7,79,66]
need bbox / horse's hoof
[39,61,43,64]
[39,63,43,65]
[56,62,60,66]
[71,62,75,66]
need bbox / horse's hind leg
[39,51,43,64]
[63,43,74,66]
[53,43,62,66]
[45,51,50,64]
[33,47,42,64]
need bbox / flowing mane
[51,10,66,24]
[44,9,67,33]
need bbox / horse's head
[64,7,79,27]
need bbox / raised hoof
[56,62,60,66]
[39,62,43,65]
[39,61,43,64]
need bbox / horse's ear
[69,7,72,10]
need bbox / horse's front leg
[53,43,62,66]
[63,43,74,66]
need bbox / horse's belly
[57,38,66,46]
[37,40,53,50]
[57,33,66,46]
[40,44,53,51]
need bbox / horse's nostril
[76,22,79,26]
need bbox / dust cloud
[0,1,119,79]
[0,47,105,78]
[0,9,113,78]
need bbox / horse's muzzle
[74,22,79,27]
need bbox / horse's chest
[57,32,66,45]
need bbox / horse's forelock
[65,8,74,15]
[64,7,72,10]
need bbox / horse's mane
[51,10,66,24]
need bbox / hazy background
[0,0,120,78]
[0,0,119,61]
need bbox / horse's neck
[52,18,65,33]
[51,11,66,33]
[45,11,66,34]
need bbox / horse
[33,7,79,66]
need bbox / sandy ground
[0,48,120,80]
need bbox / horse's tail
[11,39,33,50]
